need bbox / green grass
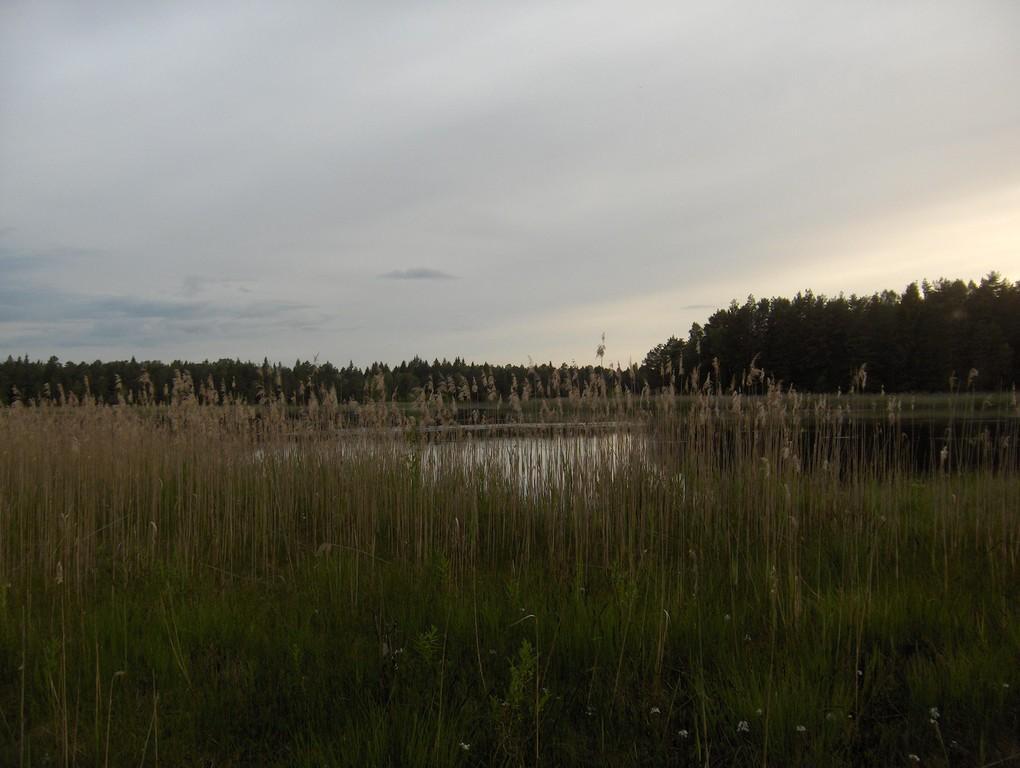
[0,390,1018,766]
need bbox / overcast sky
[2,2,1019,366]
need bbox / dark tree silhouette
[2,274,1017,404]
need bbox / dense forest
[643,273,1020,394]
[1,274,1017,405]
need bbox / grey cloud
[82,296,210,320]
[0,243,98,275]
[0,284,195,324]
[0,275,323,353]
[180,275,255,297]
[233,300,313,319]
[0,253,39,276]
[1,2,1019,363]
[180,275,209,296]
[378,268,457,281]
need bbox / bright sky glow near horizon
[2,2,1019,366]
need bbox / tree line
[1,274,1017,405]
[0,354,632,407]
[644,273,1019,393]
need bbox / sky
[2,1,1019,367]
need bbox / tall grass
[0,381,1017,766]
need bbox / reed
[0,379,1017,766]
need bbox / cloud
[1,3,1019,364]
[82,296,210,320]
[0,274,321,350]
[378,268,457,281]
[180,274,255,297]
[0,243,98,275]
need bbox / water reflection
[418,431,649,495]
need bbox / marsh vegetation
[1,380,1018,766]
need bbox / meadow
[0,379,1018,766]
